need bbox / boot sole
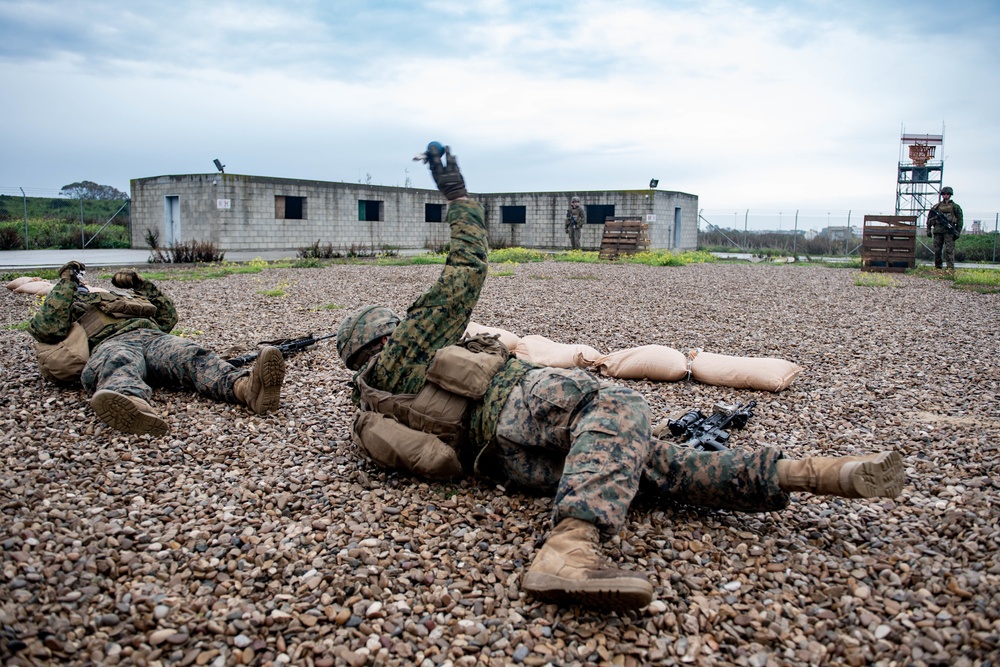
[522,572,653,612]
[846,451,905,498]
[91,390,169,437]
[252,347,286,414]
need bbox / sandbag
[14,281,54,296]
[689,349,802,392]
[513,335,602,369]
[594,345,688,382]
[6,276,44,290]
[465,321,521,350]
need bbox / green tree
[60,180,128,200]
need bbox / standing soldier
[565,196,586,250]
[337,143,905,612]
[927,186,964,270]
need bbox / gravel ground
[1,261,998,667]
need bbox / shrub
[0,225,22,250]
[149,240,226,264]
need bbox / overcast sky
[2,0,998,226]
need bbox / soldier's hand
[112,269,144,289]
[427,143,468,201]
[59,261,86,284]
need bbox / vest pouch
[35,322,90,382]
[426,344,506,399]
[95,291,157,318]
[352,411,463,480]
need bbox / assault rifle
[661,400,757,452]
[928,208,960,238]
[226,333,338,368]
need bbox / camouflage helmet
[336,305,401,370]
[941,186,954,196]
[571,196,581,203]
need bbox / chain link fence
[0,187,131,250]
[699,209,1000,263]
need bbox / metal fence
[699,209,1000,262]
[0,187,131,250]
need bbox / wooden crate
[861,215,917,272]
[599,216,650,259]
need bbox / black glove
[427,144,468,201]
[112,269,144,289]
[59,261,86,284]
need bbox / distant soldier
[927,186,964,270]
[565,196,586,250]
[26,264,285,436]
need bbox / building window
[275,195,306,220]
[501,205,527,224]
[425,203,445,223]
[586,204,615,225]
[359,200,383,222]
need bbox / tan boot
[91,390,169,436]
[777,452,904,498]
[233,346,286,414]
[522,518,653,611]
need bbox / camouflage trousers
[494,368,789,536]
[80,329,247,404]
[566,225,581,250]
[932,232,957,269]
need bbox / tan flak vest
[351,334,509,480]
[35,289,158,382]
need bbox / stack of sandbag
[464,321,521,351]
[5,276,54,296]
[5,276,109,296]
[512,335,602,369]
[591,345,689,382]
[687,349,802,393]
[463,321,803,392]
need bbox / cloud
[1,0,998,218]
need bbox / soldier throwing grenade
[336,142,907,612]
[565,196,586,250]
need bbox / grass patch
[489,247,546,263]
[909,265,1000,293]
[622,249,717,266]
[171,326,204,338]
[853,272,902,287]
[568,274,600,280]
[553,250,601,263]
[257,282,291,297]
[310,303,343,312]
[489,261,518,277]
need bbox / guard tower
[896,131,944,224]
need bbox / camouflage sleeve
[368,199,488,396]
[134,280,179,332]
[954,203,964,231]
[579,206,586,225]
[26,279,77,344]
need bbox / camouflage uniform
[28,278,248,404]
[928,199,964,269]
[358,199,790,536]
[565,200,586,250]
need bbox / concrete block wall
[130,174,698,252]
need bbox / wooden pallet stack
[861,215,917,272]
[599,216,650,259]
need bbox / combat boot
[91,390,169,436]
[233,346,285,414]
[777,451,904,498]
[522,518,653,611]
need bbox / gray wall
[130,174,698,252]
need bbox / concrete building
[130,173,698,253]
